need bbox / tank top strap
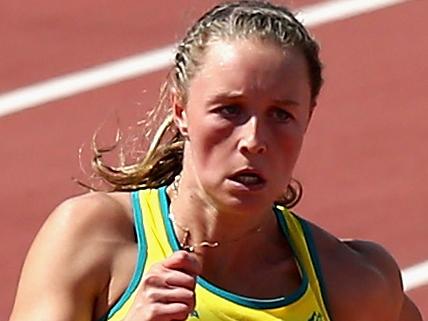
[276,206,331,320]
[100,191,148,321]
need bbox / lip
[227,167,267,191]
[230,167,266,181]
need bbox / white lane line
[0,0,409,117]
[296,0,407,27]
[0,45,175,117]
[403,260,428,292]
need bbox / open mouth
[229,170,266,187]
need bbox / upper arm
[8,193,123,321]
[306,222,423,321]
[345,241,422,321]
[399,295,423,321]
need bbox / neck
[168,183,272,244]
[166,181,291,273]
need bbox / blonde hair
[88,0,323,208]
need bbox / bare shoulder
[49,191,134,241]
[306,221,422,321]
[9,191,135,321]
[31,191,135,270]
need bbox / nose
[237,116,267,154]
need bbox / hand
[124,251,201,321]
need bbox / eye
[215,104,241,118]
[270,107,292,122]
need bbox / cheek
[272,125,305,167]
[188,117,235,166]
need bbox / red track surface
[1,0,427,319]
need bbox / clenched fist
[124,251,202,321]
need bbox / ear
[309,101,316,121]
[171,90,189,137]
[304,100,317,132]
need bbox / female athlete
[9,1,422,320]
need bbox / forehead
[188,38,310,98]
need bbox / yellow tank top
[100,187,332,321]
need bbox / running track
[1,0,427,319]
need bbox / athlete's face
[174,39,313,212]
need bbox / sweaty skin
[9,39,422,321]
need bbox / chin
[200,179,277,214]
[214,190,275,215]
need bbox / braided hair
[90,0,323,208]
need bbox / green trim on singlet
[299,217,332,318]
[158,186,309,309]
[98,192,148,321]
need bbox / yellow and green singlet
[99,187,332,321]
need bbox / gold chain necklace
[168,212,219,253]
[169,175,262,253]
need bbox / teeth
[234,174,262,184]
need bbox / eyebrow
[207,91,300,107]
[207,91,244,102]
[272,98,300,107]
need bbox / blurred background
[1,0,427,319]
